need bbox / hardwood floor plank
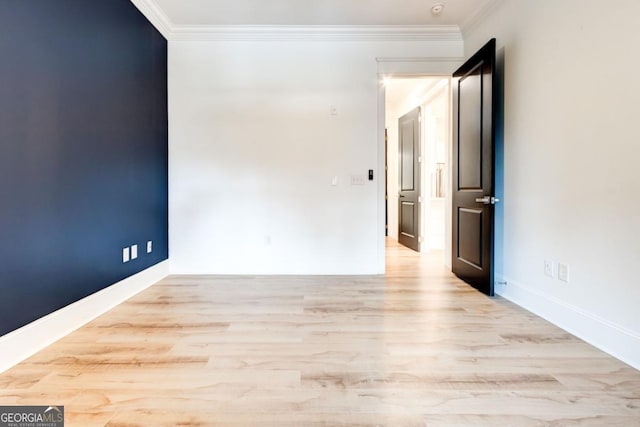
[0,240,638,425]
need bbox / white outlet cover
[147,241,152,253]
[544,259,554,277]
[122,247,130,263]
[131,244,138,260]
[558,263,570,282]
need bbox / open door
[398,107,421,252]
[452,39,497,296]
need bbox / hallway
[0,242,638,426]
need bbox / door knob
[475,196,500,205]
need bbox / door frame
[377,70,456,270]
[376,59,464,273]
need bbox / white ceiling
[386,77,445,110]
[150,0,495,27]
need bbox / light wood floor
[1,241,639,426]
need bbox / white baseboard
[0,261,169,374]
[496,276,640,371]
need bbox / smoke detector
[431,3,445,15]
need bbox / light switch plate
[122,247,130,263]
[131,244,138,260]
[350,175,365,185]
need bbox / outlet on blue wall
[0,0,168,336]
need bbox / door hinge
[418,156,422,163]
[418,196,422,203]
[418,236,422,243]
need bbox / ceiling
[386,77,446,110]
[150,0,496,27]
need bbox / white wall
[169,39,462,274]
[464,0,640,368]
[385,94,400,241]
[422,85,448,251]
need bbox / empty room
[0,0,639,425]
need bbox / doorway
[384,76,450,258]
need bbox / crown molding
[130,0,174,39]
[169,25,462,42]
[460,0,505,36]
[131,0,463,42]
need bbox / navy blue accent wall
[0,0,168,336]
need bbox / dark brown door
[398,107,421,252]
[452,39,497,296]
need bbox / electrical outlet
[558,263,570,282]
[147,240,152,253]
[131,244,138,260]
[544,259,554,277]
[122,247,130,263]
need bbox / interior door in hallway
[398,107,421,252]
[452,39,497,296]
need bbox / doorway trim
[376,57,463,273]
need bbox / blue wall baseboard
[0,0,168,337]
